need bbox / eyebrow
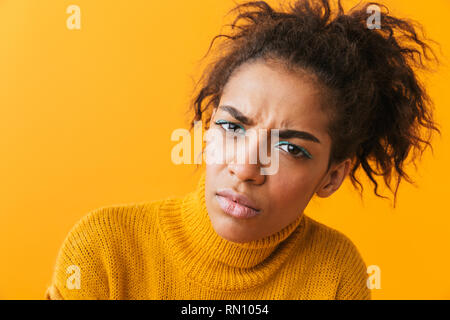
[278,129,321,144]
[217,105,321,144]
[219,105,253,126]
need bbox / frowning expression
[204,58,350,243]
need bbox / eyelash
[214,119,246,134]
[275,141,313,159]
[213,119,313,160]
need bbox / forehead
[219,59,330,134]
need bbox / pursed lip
[215,189,261,211]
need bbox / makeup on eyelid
[213,119,313,159]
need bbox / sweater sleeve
[45,208,111,300]
[335,237,371,300]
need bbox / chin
[206,198,259,243]
[211,218,258,243]
[215,229,251,243]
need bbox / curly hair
[188,0,441,207]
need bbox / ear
[315,158,352,198]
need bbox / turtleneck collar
[156,170,309,291]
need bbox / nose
[226,133,266,185]
[228,162,266,185]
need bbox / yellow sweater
[45,171,371,300]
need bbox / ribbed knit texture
[46,171,371,300]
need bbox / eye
[214,120,246,135]
[275,141,312,159]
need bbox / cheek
[204,128,229,165]
[206,162,227,176]
[205,163,227,200]
[206,164,221,189]
[268,170,317,211]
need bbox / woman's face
[204,58,351,243]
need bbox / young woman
[46,0,440,300]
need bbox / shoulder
[67,199,170,244]
[78,200,156,231]
[302,215,371,300]
[303,215,363,258]
[46,200,165,299]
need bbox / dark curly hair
[187,0,441,207]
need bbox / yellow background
[0,0,449,299]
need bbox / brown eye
[214,120,246,135]
[275,141,312,159]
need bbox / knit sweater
[45,171,371,300]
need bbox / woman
[46,0,440,300]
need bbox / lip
[215,189,261,219]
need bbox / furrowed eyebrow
[278,129,321,144]
[217,104,321,144]
[218,105,253,125]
